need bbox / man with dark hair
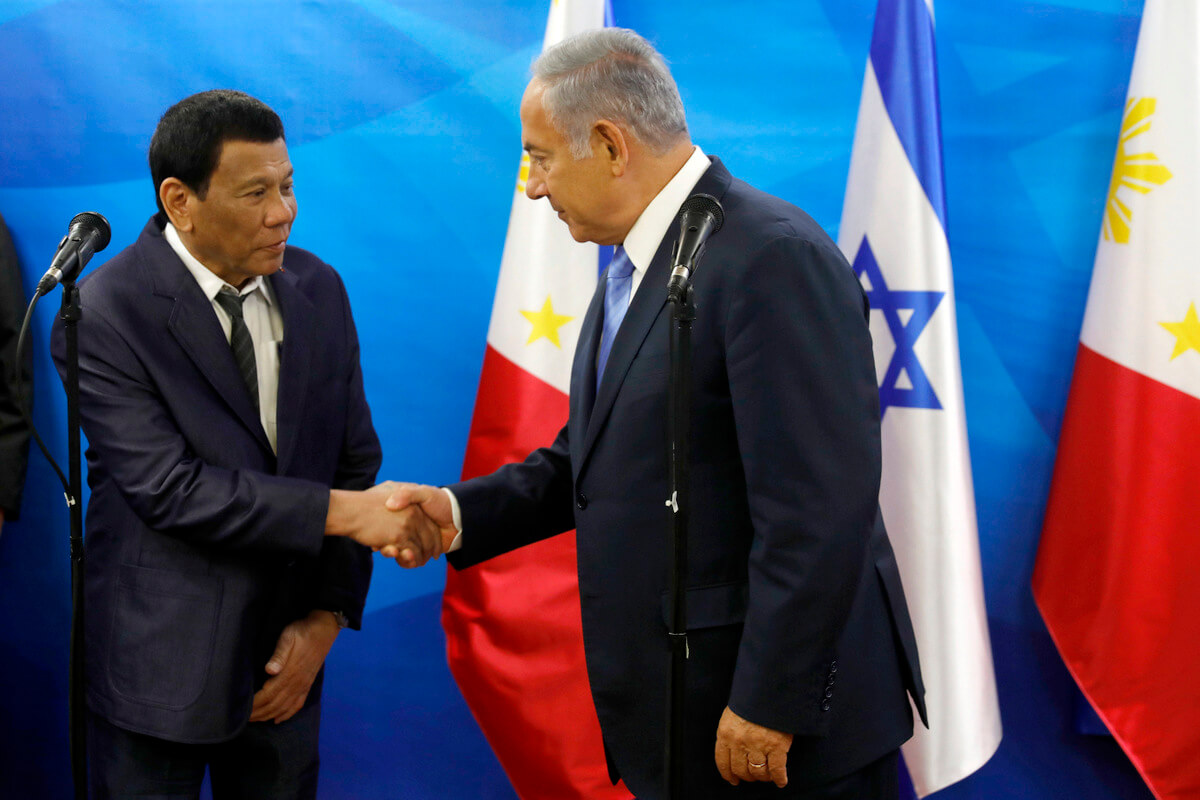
[0,211,31,539]
[387,29,925,799]
[52,89,437,799]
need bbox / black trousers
[634,750,901,800]
[793,750,900,800]
[86,703,321,800]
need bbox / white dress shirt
[164,223,284,453]
[622,145,711,298]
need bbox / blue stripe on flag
[869,0,947,228]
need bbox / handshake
[325,482,456,567]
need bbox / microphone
[36,211,112,296]
[667,194,724,302]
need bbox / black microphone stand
[17,212,108,800]
[60,279,87,800]
[664,278,695,800]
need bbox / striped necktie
[596,246,635,389]
[214,289,259,411]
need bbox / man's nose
[266,192,296,227]
[525,172,547,201]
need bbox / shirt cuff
[441,486,464,552]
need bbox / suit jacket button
[576,493,588,510]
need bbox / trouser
[86,702,320,800]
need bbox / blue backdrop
[0,1,1154,797]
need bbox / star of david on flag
[851,236,944,413]
[838,0,1001,795]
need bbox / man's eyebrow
[235,176,269,190]
[235,166,294,190]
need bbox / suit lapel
[146,220,273,455]
[269,268,314,474]
[569,273,606,477]
[575,247,671,476]
[571,157,735,480]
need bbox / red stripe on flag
[1035,343,1200,799]
[443,345,631,799]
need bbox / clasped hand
[330,482,454,567]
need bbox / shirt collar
[621,145,712,272]
[164,222,272,304]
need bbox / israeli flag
[838,0,1002,795]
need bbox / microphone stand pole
[664,280,695,800]
[61,280,87,800]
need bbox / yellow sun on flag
[517,152,530,194]
[1159,302,1200,361]
[1103,98,1173,244]
[520,295,574,348]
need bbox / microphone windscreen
[70,211,112,252]
[679,194,724,234]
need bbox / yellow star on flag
[520,295,574,348]
[1159,302,1200,360]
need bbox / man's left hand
[714,706,794,788]
[249,609,340,724]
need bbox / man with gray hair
[388,28,925,799]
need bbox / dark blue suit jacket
[450,159,926,798]
[52,216,379,744]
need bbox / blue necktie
[596,246,634,389]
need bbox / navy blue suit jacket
[449,159,926,798]
[52,216,379,743]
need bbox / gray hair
[532,28,688,159]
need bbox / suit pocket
[108,564,222,710]
[660,580,748,630]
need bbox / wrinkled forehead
[212,138,292,178]
[520,82,558,149]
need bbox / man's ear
[593,120,629,176]
[159,178,194,232]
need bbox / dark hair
[148,89,285,214]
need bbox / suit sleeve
[722,234,882,736]
[445,424,576,570]
[0,215,31,521]
[50,301,329,557]
[313,273,378,629]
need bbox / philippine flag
[1034,2,1200,797]
[439,2,632,799]
[838,0,1002,795]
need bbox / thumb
[266,626,296,675]
[385,483,431,511]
